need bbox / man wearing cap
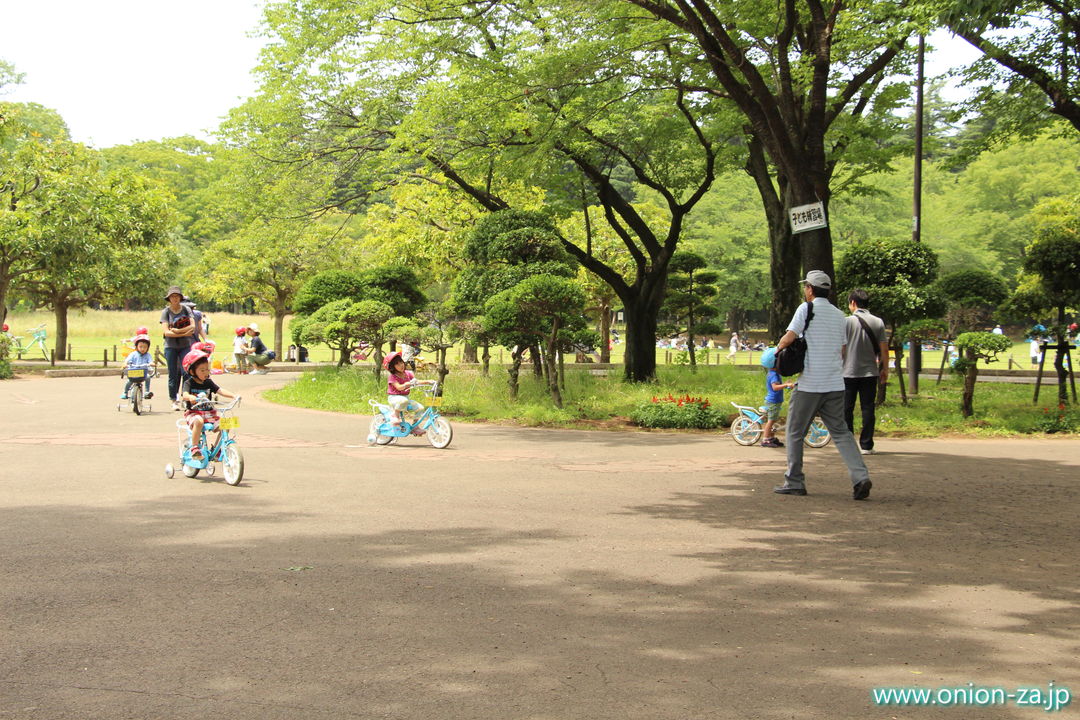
[160,286,197,411]
[773,271,873,500]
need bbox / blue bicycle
[368,381,453,449]
[165,397,245,485]
[729,401,831,448]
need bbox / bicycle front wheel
[730,416,763,446]
[222,443,244,486]
[426,416,453,449]
[804,417,832,448]
[131,385,143,416]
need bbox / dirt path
[1,373,1077,719]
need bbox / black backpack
[775,302,814,377]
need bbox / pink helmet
[182,349,210,374]
[382,350,403,370]
[235,326,247,336]
[133,334,151,349]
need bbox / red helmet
[2,324,7,333]
[382,350,403,370]
[133,334,151,349]
[235,326,247,336]
[182,349,210,374]
[192,340,216,355]
[136,326,148,335]
[1071,323,1078,332]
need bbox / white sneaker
[860,448,875,455]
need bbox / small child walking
[232,326,250,374]
[760,347,794,448]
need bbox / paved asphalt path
[1,372,1078,719]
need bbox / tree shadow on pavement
[4,469,1077,720]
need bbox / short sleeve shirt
[765,370,784,404]
[786,298,847,393]
[160,306,195,350]
[388,370,415,396]
[181,376,220,410]
[843,309,886,378]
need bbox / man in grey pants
[773,271,872,500]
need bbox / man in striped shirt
[773,271,872,500]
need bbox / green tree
[659,252,722,369]
[230,0,738,382]
[953,331,1013,417]
[1020,193,1080,405]
[935,269,1010,336]
[186,214,349,357]
[837,239,944,404]
[295,299,396,371]
[482,274,589,406]
[939,0,1080,135]
[627,0,919,334]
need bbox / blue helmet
[760,347,777,369]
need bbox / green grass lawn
[264,363,1079,437]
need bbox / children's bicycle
[117,366,157,415]
[8,324,49,360]
[165,397,245,485]
[368,381,453,449]
[729,401,832,448]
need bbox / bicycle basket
[427,395,444,407]
[127,368,145,379]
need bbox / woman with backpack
[160,286,197,410]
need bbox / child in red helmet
[384,350,434,432]
[180,349,237,461]
[121,335,156,400]
[232,326,250,374]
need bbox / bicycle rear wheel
[804,417,832,448]
[730,416,763,446]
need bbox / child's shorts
[763,402,783,421]
[185,409,220,428]
[388,395,423,413]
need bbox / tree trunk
[1054,309,1069,406]
[622,299,660,382]
[436,347,450,386]
[272,306,286,358]
[893,343,908,406]
[481,342,490,376]
[546,320,563,408]
[531,345,543,378]
[0,271,10,327]
[962,349,978,418]
[53,298,70,361]
[507,347,522,400]
[599,300,611,364]
[746,135,801,339]
[463,340,478,364]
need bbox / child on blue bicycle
[180,349,237,461]
[759,347,795,448]
[383,350,434,433]
[121,334,156,400]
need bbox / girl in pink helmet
[180,349,238,461]
[383,350,434,432]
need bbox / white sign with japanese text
[789,202,828,234]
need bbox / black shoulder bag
[776,302,814,377]
[854,315,881,359]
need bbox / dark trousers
[164,345,191,401]
[844,375,879,451]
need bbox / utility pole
[909,34,925,395]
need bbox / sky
[0,0,268,148]
[0,3,983,150]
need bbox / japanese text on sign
[789,202,828,234]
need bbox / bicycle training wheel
[182,463,200,478]
[730,416,763,446]
[223,444,244,486]
[369,416,394,446]
[426,416,453,449]
[131,385,143,416]
[803,417,832,448]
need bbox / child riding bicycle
[384,350,434,434]
[121,334,156,400]
[180,348,237,462]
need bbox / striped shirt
[786,298,847,392]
